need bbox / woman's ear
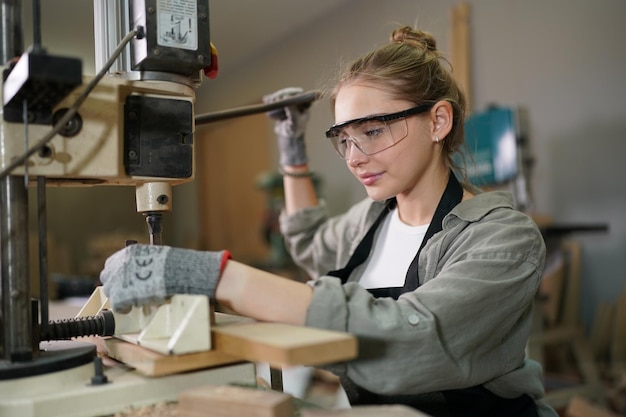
[430,101,453,142]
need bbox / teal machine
[460,106,534,212]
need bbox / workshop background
[22,0,626,337]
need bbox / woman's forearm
[281,165,319,215]
[215,260,313,326]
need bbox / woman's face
[333,83,439,202]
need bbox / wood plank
[561,240,582,327]
[212,319,358,369]
[301,405,431,417]
[611,287,626,367]
[97,313,357,377]
[449,2,472,113]
[178,384,293,417]
[539,253,566,327]
[590,301,615,360]
[102,337,244,376]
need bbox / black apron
[327,172,539,417]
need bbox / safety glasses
[325,103,433,159]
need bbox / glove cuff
[220,250,232,273]
[279,134,308,166]
[164,248,229,300]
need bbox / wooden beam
[212,315,358,369]
[450,2,472,113]
[178,385,293,417]
[611,286,626,370]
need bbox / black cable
[0,29,139,181]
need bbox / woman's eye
[364,127,384,137]
[357,121,386,139]
[337,133,349,145]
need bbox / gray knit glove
[99,244,230,313]
[263,87,311,166]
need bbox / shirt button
[408,314,420,325]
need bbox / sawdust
[113,402,178,417]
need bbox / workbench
[0,298,358,417]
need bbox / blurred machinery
[461,105,534,212]
[0,1,326,415]
[0,1,258,415]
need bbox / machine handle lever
[195,90,320,125]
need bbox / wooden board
[212,320,357,369]
[301,405,431,417]
[178,384,293,417]
[99,313,357,377]
[450,2,472,113]
[611,287,626,367]
[101,337,244,376]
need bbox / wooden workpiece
[100,312,357,377]
[212,317,357,369]
[178,384,293,417]
[301,405,431,417]
[100,337,243,376]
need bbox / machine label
[156,0,198,51]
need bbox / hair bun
[390,26,437,53]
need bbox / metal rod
[31,0,42,50]
[0,176,32,362]
[195,90,321,125]
[37,177,49,335]
[0,0,23,64]
[1,0,29,363]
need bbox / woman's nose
[345,141,368,167]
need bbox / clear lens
[330,118,408,158]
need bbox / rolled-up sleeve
[280,199,385,279]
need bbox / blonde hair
[328,26,467,175]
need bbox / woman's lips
[359,172,384,186]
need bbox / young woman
[101,26,557,417]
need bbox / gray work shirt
[279,191,558,417]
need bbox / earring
[434,136,440,143]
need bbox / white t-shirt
[358,207,428,289]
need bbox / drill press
[0,1,256,415]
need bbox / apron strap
[327,171,463,300]
[402,171,464,293]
